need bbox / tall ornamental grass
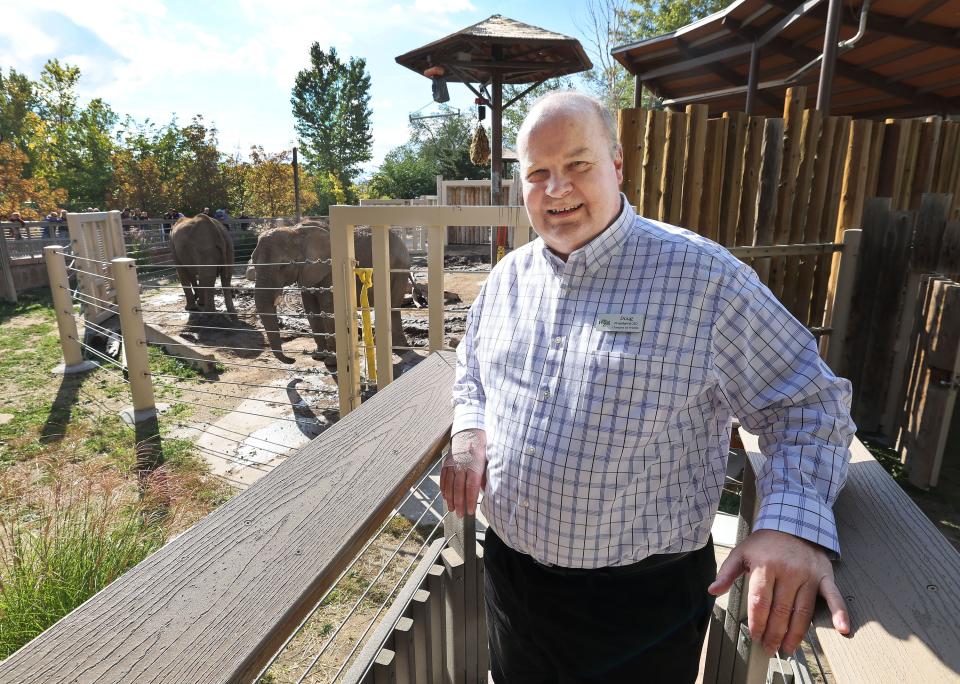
[0,483,166,659]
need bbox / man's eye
[572,161,590,169]
[527,170,547,182]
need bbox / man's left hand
[708,529,850,655]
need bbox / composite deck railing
[1,349,958,683]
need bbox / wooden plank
[933,122,959,195]
[824,229,863,376]
[897,118,922,210]
[795,113,835,326]
[751,117,784,285]
[881,195,953,439]
[393,617,414,684]
[427,565,445,684]
[909,118,943,210]
[863,119,887,200]
[769,87,805,299]
[735,116,765,248]
[811,117,851,329]
[661,110,688,225]
[617,107,645,210]
[937,220,960,278]
[739,432,960,683]
[877,119,907,204]
[718,112,748,247]
[640,109,667,219]
[372,225,394,389]
[410,590,430,684]
[427,225,445,352]
[700,117,727,243]
[854,211,914,432]
[441,547,466,684]
[373,649,397,684]
[0,352,457,684]
[681,104,708,232]
[782,109,822,320]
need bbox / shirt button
[521,499,530,508]
[541,389,551,399]
[553,336,563,347]
[525,446,535,455]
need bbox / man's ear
[613,144,624,185]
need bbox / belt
[531,548,694,578]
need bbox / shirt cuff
[452,404,485,434]
[752,491,841,558]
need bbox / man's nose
[546,173,572,197]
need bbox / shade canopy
[395,14,592,86]
[612,0,960,118]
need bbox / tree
[367,143,436,199]
[291,45,372,201]
[178,116,228,215]
[0,141,67,219]
[245,146,316,218]
[501,78,575,148]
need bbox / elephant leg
[197,268,217,312]
[256,287,294,364]
[220,265,236,317]
[302,289,335,356]
[177,267,199,311]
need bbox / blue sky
[0,0,600,173]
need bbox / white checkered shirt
[452,196,855,568]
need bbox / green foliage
[368,108,486,199]
[620,0,733,37]
[0,488,166,659]
[292,45,373,195]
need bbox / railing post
[372,225,394,389]
[823,229,862,373]
[44,246,97,374]
[330,207,361,416]
[112,256,162,472]
[428,225,445,352]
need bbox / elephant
[169,214,236,316]
[251,220,411,364]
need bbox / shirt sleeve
[711,262,855,556]
[452,283,487,435]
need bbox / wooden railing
[1,349,958,682]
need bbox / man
[444,91,854,683]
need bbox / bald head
[517,91,618,160]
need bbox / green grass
[860,436,906,482]
[0,487,166,659]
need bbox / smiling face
[518,96,624,260]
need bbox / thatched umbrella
[396,14,592,211]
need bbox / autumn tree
[0,142,67,219]
[245,147,316,218]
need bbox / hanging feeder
[470,124,490,166]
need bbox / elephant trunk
[255,288,295,364]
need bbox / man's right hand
[440,429,487,518]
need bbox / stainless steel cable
[145,395,323,426]
[150,352,335,376]
[66,265,113,281]
[150,372,335,394]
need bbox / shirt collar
[539,194,634,276]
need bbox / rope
[66,265,113,281]
[146,395,325,426]
[139,283,333,293]
[151,372,336,394]
[148,352,335,375]
[257,457,443,681]
[312,505,448,683]
[137,258,332,268]
[58,253,107,266]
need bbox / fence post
[0,229,16,304]
[112,256,162,472]
[371,225,394,390]
[330,207,361,416]
[428,225,445,352]
[823,229,862,373]
[44,246,97,374]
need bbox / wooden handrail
[0,351,457,684]
[738,430,960,683]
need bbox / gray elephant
[252,220,410,364]
[170,214,236,316]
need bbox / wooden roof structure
[395,14,592,85]
[611,0,960,118]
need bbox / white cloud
[413,0,475,13]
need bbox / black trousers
[483,530,717,684]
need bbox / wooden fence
[616,87,960,330]
[436,177,521,246]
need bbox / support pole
[817,0,843,113]
[427,224,445,352]
[634,76,643,108]
[112,256,163,473]
[491,70,503,267]
[329,207,361,416]
[745,40,760,116]
[44,246,96,374]
[292,147,302,223]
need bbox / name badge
[594,313,643,333]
